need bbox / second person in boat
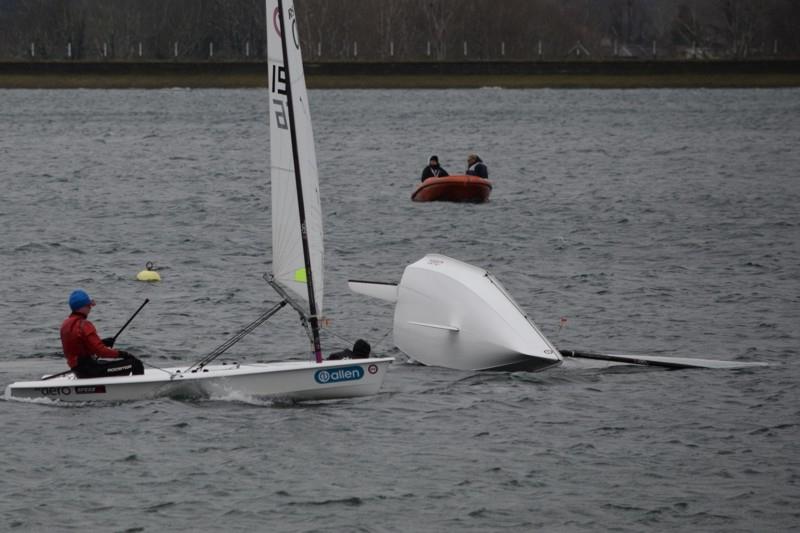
[466,153,489,179]
[328,339,371,360]
[420,155,449,182]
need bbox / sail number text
[271,64,288,130]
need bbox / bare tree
[672,2,705,48]
[422,0,456,60]
[0,0,797,61]
[716,0,761,57]
[375,0,412,59]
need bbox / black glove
[117,350,131,358]
[102,337,115,348]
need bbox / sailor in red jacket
[61,289,144,378]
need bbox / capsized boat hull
[411,175,492,203]
[350,255,767,372]
[350,255,563,372]
[393,255,561,371]
[4,358,393,402]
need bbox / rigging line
[320,325,352,346]
[188,305,283,372]
[140,359,177,378]
[371,327,394,352]
[185,301,287,374]
[41,368,73,381]
[189,301,286,371]
[265,275,313,342]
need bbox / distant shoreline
[1,60,799,89]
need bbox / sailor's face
[430,160,438,167]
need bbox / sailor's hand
[117,350,131,358]
[102,337,115,347]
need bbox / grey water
[0,87,798,532]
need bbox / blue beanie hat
[69,290,93,311]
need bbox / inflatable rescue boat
[411,175,492,203]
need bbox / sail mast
[275,0,324,364]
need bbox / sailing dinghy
[5,0,392,403]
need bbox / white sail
[267,0,324,316]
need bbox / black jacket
[327,349,369,360]
[327,349,352,360]
[466,160,488,179]
[421,165,450,181]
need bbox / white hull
[5,358,393,403]
[352,254,563,372]
[350,254,767,372]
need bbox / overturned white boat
[5,0,392,403]
[350,254,562,372]
[350,254,768,372]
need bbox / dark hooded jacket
[421,163,450,181]
[466,157,489,179]
[328,339,371,360]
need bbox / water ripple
[0,88,798,532]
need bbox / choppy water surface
[0,88,798,532]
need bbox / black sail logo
[274,5,300,51]
[288,8,300,50]
[272,7,282,37]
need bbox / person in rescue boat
[327,339,371,360]
[60,289,144,378]
[420,155,449,181]
[465,153,489,179]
